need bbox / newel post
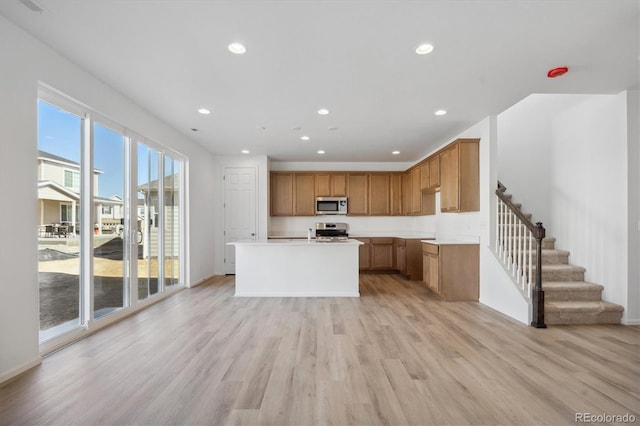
[531,222,547,328]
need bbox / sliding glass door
[37,100,83,340]
[37,92,185,344]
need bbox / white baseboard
[621,318,640,325]
[0,357,42,385]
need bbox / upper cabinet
[368,173,391,216]
[270,172,293,216]
[347,173,369,215]
[269,138,478,217]
[440,139,479,213]
[293,173,316,216]
[315,173,347,197]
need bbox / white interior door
[224,167,257,274]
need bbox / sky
[38,100,177,198]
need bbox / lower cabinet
[422,242,479,301]
[396,238,428,280]
[357,237,395,271]
[356,238,371,270]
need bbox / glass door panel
[163,156,180,287]
[37,100,83,341]
[137,143,160,299]
[93,123,128,319]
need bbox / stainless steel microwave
[315,197,348,215]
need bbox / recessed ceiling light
[416,43,434,55]
[241,149,250,154]
[328,127,338,131]
[434,109,447,116]
[198,108,211,115]
[228,42,246,54]
[317,150,325,155]
[392,151,400,155]
[301,135,310,141]
[191,128,199,132]
[317,108,329,115]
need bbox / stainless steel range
[315,222,349,242]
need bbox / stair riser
[545,311,623,325]
[499,239,555,249]
[509,252,569,264]
[544,289,602,302]
[537,270,585,282]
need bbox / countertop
[230,239,363,245]
[421,239,479,245]
[268,232,436,239]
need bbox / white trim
[621,318,640,325]
[189,273,216,288]
[0,357,42,385]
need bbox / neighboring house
[37,150,122,235]
[138,173,180,257]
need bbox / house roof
[138,173,180,192]
[38,150,103,174]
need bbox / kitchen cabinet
[390,173,403,216]
[422,242,479,301]
[402,172,411,215]
[440,139,479,213]
[270,172,293,216]
[410,167,421,215]
[356,238,371,270]
[369,173,390,216]
[420,162,429,191]
[347,173,369,215]
[396,238,426,280]
[371,237,394,270]
[315,173,347,197]
[428,155,440,189]
[293,173,315,216]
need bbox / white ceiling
[1,0,638,162]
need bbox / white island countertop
[234,238,363,245]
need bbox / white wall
[0,15,216,382]
[498,93,635,323]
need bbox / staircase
[496,188,624,325]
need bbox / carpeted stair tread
[545,301,624,325]
[543,281,603,301]
[546,300,624,312]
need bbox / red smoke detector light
[547,67,569,78]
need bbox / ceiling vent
[19,0,44,12]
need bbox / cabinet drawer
[371,237,394,245]
[422,243,439,255]
[396,238,407,247]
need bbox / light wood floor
[1,274,638,425]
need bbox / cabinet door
[357,238,371,270]
[410,168,421,214]
[390,173,403,216]
[402,172,411,215]
[428,155,440,189]
[270,172,293,216]
[440,144,460,212]
[293,173,316,216]
[372,244,394,270]
[347,173,369,215]
[369,173,390,216]
[397,245,406,273]
[420,162,429,191]
[315,173,332,197]
[427,254,439,293]
[332,173,347,196]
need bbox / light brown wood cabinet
[293,173,316,216]
[428,155,440,189]
[422,242,479,301]
[347,173,369,215]
[410,167,421,215]
[402,172,411,215]
[356,238,371,270]
[420,162,429,191]
[270,172,293,216]
[390,173,403,216]
[368,173,391,216]
[396,238,426,280]
[315,173,347,197]
[371,237,395,270]
[440,139,479,213]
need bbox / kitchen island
[228,239,363,297]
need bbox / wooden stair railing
[496,181,546,328]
